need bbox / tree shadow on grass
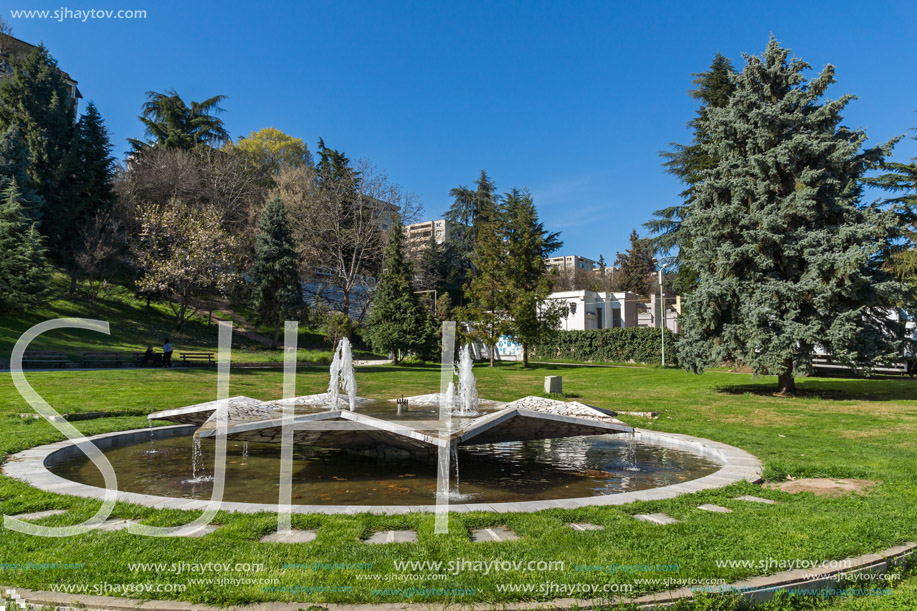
[714,379,917,402]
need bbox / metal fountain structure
[147,342,634,457]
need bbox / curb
[3,542,914,611]
[3,426,762,515]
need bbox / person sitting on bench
[141,345,156,365]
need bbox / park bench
[80,351,128,368]
[133,352,163,367]
[21,351,70,369]
[812,356,907,376]
[179,352,216,366]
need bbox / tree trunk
[489,342,495,367]
[522,342,529,368]
[777,363,796,396]
[272,318,281,349]
[392,349,400,366]
[69,268,78,295]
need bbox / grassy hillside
[0,273,374,366]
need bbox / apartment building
[544,255,596,275]
[403,219,459,256]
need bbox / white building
[544,255,596,276]
[637,293,681,333]
[403,219,459,256]
[545,290,639,330]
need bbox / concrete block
[544,376,562,395]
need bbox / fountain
[13,324,763,514]
[38,375,754,509]
[327,338,357,411]
[454,345,479,416]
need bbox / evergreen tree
[646,53,736,295]
[365,219,431,364]
[0,180,49,312]
[75,102,116,219]
[503,188,564,366]
[128,90,229,153]
[443,171,497,303]
[614,230,655,296]
[0,44,79,252]
[0,124,43,220]
[250,198,304,349]
[678,37,909,395]
[413,233,445,292]
[868,124,917,286]
[463,191,508,366]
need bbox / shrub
[529,327,677,365]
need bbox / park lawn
[0,364,915,608]
[0,274,376,366]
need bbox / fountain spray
[454,344,479,416]
[327,337,357,411]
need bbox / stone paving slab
[260,529,317,543]
[471,527,518,542]
[567,522,604,531]
[735,495,778,504]
[365,530,417,544]
[697,503,732,513]
[634,512,680,525]
[171,524,221,538]
[96,518,139,532]
[7,510,66,521]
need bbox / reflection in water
[50,434,718,506]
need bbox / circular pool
[5,424,763,514]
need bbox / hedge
[529,327,678,365]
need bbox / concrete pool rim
[3,424,763,514]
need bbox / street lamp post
[658,266,665,367]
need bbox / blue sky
[8,0,916,260]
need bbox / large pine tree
[868,125,917,287]
[74,102,116,219]
[646,53,736,295]
[678,37,910,395]
[365,220,431,364]
[250,198,304,349]
[503,188,564,366]
[0,180,49,312]
[0,44,78,253]
[0,124,43,220]
[463,190,508,366]
[443,171,497,304]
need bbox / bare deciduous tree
[0,17,12,59]
[116,146,266,265]
[272,159,422,323]
[74,213,121,313]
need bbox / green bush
[529,327,678,365]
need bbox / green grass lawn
[0,364,916,609]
